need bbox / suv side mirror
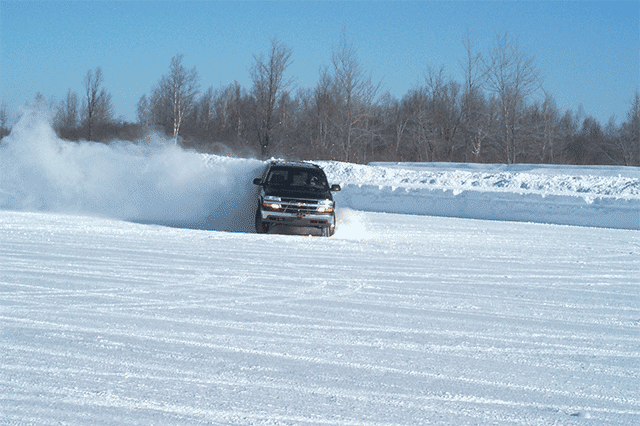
[330,184,341,192]
[253,178,264,186]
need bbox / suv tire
[321,216,336,237]
[255,208,270,234]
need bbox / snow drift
[1,109,638,230]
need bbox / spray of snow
[335,208,371,239]
[0,108,264,231]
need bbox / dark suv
[253,161,341,236]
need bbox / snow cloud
[0,109,264,232]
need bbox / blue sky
[1,1,638,126]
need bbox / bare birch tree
[250,37,294,158]
[160,54,200,144]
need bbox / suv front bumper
[260,209,334,228]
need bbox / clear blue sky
[1,1,638,126]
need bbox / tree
[53,89,79,139]
[160,54,200,144]
[459,30,489,162]
[396,87,442,162]
[328,30,381,162]
[144,55,200,144]
[196,86,215,134]
[213,81,250,147]
[136,94,150,127]
[82,67,113,141]
[0,101,9,139]
[422,67,463,162]
[250,37,294,158]
[618,91,640,166]
[538,93,560,163]
[564,116,604,165]
[63,89,79,129]
[309,67,340,158]
[520,92,560,163]
[484,32,541,163]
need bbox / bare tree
[555,109,578,163]
[422,67,463,162]
[53,89,79,139]
[329,30,381,162]
[0,101,9,139]
[61,89,78,128]
[148,82,172,133]
[82,67,113,141]
[398,89,434,162]
[136,94,151,127]
[250,37,294,158]
[538,92,560,163]
[310,67,340,157]
[618,91,640,166]
[197,86,215,134]
[484,32,541,163]
[460,30,489,162]
[158,54,200,144]
[215,81,249,144]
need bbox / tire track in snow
[2,210,639,425]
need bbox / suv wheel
[321,216,336,237]
[255,208,270,234]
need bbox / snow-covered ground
[1,111,639,425]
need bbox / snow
[1,110,639,425]
[321,161,640,230]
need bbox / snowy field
[1,111,639,425]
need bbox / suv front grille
[279,198,323,214]
[263,197,332,214]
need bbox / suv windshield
[266,167,328,190]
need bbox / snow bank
[1,110,638,231]
[321,161,640,230]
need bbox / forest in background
[1,31,638,166]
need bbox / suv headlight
[263,195,282,211]
[317,200,334,214]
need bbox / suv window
[266,167,328,190]
[266,169,289,185]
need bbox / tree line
[3,31,639,166]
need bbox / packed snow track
[1,210,639,425]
